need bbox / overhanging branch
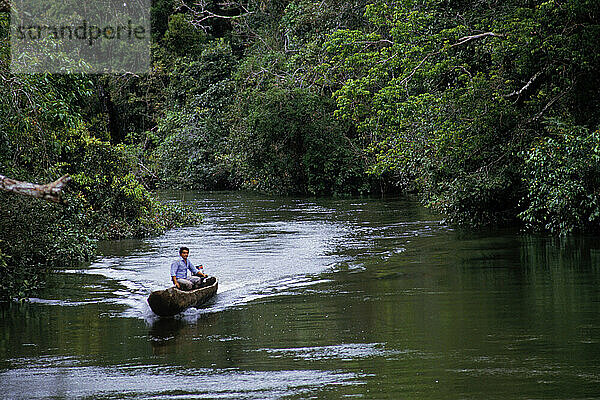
[504,71,542,100]
[449,32,504,48]
[0,174,71,204]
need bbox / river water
[2,191,600,399]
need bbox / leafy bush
[229,87,372,195]
[66,132,196,239]
[0,193,95,300]
[519,121,600,234]
[154,105,232,190]
[427,172,519,227]
[162,13,208,57]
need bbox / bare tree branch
[0,174,71,204]
[529,86,571,123]
[399,52,435,86]
[348,39,395,47]
[449,32,504,48]
[504,71,542,100]
[176,0,254,32]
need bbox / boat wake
[33,194,444,322]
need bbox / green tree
[520,121,600,234]
[324,0,600,228]
[0,12,196,300]
[229,87,371,195]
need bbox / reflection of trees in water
[520,235,600,272]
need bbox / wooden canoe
[147,277,218,317]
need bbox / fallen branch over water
[0,174,71,204]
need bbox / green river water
[1,191,600,399]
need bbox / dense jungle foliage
[1,0,600,298]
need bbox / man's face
[180,250,189,260]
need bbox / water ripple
[0,358,363,400]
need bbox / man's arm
[171,261,181,288]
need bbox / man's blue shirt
[170,258,199,279]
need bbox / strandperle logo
[15,19,147,46]
[10,0,151,74]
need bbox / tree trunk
[0,174,71,204]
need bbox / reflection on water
[1,357,361,400]
[2,191,600,399]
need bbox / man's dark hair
[179,246,189,254]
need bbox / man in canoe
[171,247,208,291]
